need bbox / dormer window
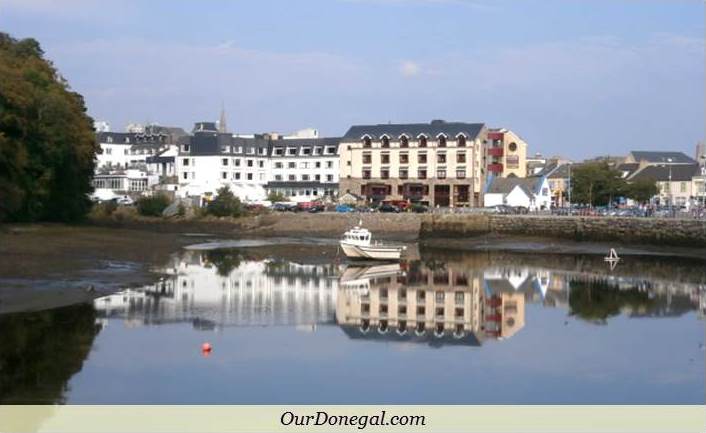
[400,136,409,148]
[457,135,466,147]
[363,137,372,148]
[106,136,113,143]
[419,136,427,148]
[438,135,447,147]
[381,136,390,148]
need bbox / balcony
[488,147,504,157]
[488,132,504,141]
[488,163,504,173]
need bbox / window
[275,162,283,169]
[400,136,409,148]
[418,153,427,164]
[247,173,253,180]
[438,153,446,163]
[456,169,466,179]
[381,136,390,148]
[234,158,241,167]
[363,169,371,179]
[400,153,409,164]
[247,160,253,167]
[275,175,282,181]
[381,169,389,179]
[381,153,390,164]
[288,162,296,169]
[438,136,447,147]
[182,144,190,152]
[258,161,264,168]
[300,162,309,169]
[235,172,241,180]
[315,161,321,168]
[314,147,323,155]
[288,148,297,156]
[326,161,333,169]
[326,174,333,182]
[419,136,427,147]
[182,158,189,166]
[105,148,112,155]
[182,172,188,180]
[222,158,228,166]
[457,152,466,163]
[418,169,427,179]
[399,168,408,179]
[509,142,518,152]
[454,292,464,304]
[275,148,284,156]
[259,148,266,155]
[302,147,311,155]
[363,152,372,164]
[437,169,446,179]
[457,135,466,147]
[221,172,227,179]
[326,146,335,154]
[288,174,296,181]
[681,182,687,193]
[315,174,321,181]
[363,137,372,148]
[435,291,445,303]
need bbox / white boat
[340,225,406,261]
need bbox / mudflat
[0,224,189,314]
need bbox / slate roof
[486,176,545,196]
[629,151,696,164]
[343,120,485,140]
[628,164,700,182]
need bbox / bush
[267,191,287,203]
[89,200,117,218]
[136,194,170,217]
[206,186,243,217]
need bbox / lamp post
[567,162,572,215]
[662,157,673,216]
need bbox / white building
[176,122,270,203]
[267,137,340,202]
[484,176,551,210]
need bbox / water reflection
[0,304,101,404]
[94,249,706,338]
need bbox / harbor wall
[419,214,706,247]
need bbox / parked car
[115,195,134,206]
[336,204,355,213]
[273,202,296,212]
[308,204,326,213]
[378,204,400,213]
[410,204,429,213]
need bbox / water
[1,243,704,404]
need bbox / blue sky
[1,0,703,158]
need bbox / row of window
[273,146,337,156]
[363,152,467,164]
[362,168,469,180]
[219,158,266,168]
[361,304,466,319]
[269,188,336,197]
[372,289,467,304]
[274,161,335,169]
[362,135,468,148]
[218,146,268,156]
[219,172,266,181]
[102,148,161,156]
[273,174,335,182]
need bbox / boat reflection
[94,249,706,341]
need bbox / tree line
[0,33,97,222]
[569,161,659,206]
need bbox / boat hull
[340,242,404,261]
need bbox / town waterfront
[1,237,704,405]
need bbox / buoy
[201,342,212,353]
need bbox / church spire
[218,102,228,133]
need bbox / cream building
[486,128,528,178]
[339,120,488,207]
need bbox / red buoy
[201,342,212,353]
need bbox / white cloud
[399,60,421,77]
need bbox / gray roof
[343,120,485,140]
[629,164,700,182]
[629,151,696,164]
[486,176,545,196]
[266,181,338,189]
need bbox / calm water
[1,243,705,404]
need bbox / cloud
[399,61,421,77]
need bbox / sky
[0,0,703,159]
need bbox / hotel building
[339,120,488,207]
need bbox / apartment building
[486,128,528,178]
[339,120,488,207]
[176,122,271,202]
[267,137,340,201]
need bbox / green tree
[624,178,659,204]
[568,280,654,324]
[206,186,243,217]
[135,194,170,217]
[267,191,287,203]
[0,33,97,222]
[571,162,626,206]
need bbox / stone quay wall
[419,214,706,247]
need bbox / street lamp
[662,157,673,215]
[567,162,572,215]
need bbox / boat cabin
[342,227,372,246]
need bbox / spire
[218,102,227,133]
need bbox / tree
[135,194,170,217]
[267,191,287,203]
[0,33,97,222]
[624,178,659,204]
[206,186,243,217]
[570,162,626,206]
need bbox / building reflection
[94,250,705,339]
